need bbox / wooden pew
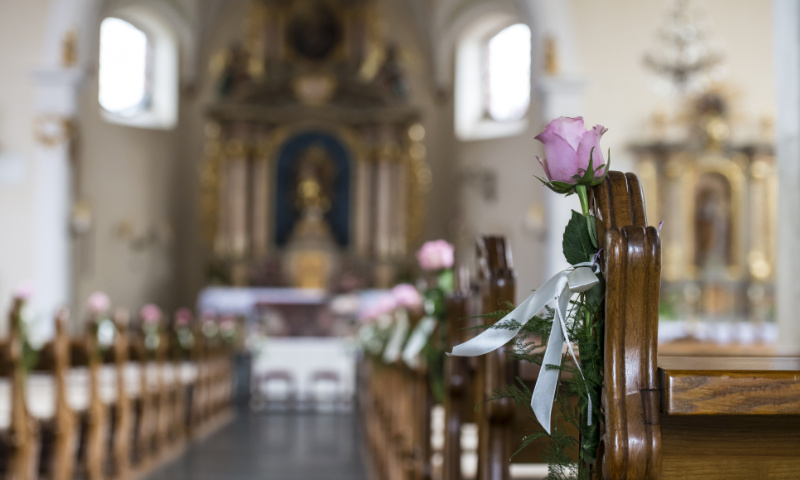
[444,239,576,480]
[443,269,474,480]
[67,312,113,480]
[0,298,230,480]
[473,237,516,480]
[28,309,77,480]
[0,298,40,480]
[108,310,133,480]
[591,171,800,479]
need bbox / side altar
[200,0,430,290]
[632,91,777,342]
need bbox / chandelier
[643,0,726,97]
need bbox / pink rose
[392,284,422,311]
[417,240,455,271]
[374,294,398,317]
[87,291,111,313]
[13,282,34,301]
[219,315,236,332]
[535,116,607,184]
[175,308,193,326]
[140,304,162,324]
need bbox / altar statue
[284,146,340,290]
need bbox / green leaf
[581,149,596,184]
[584,276,605,315]
[437,268,455,292]
[537,176,576,195]
[563,210,596,265]
[589,148,612,187]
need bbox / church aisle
[143,411,368,480]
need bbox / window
[97,7,179,130]
[455,16,531,141]
[99,17,152,116]
[485,24,531,122]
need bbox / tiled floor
[143,411,368,480]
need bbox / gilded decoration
[201,0,427,289]
[631,90,777,325]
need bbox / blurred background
[0,0,794,396]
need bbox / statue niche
[694,171,732,271]
[283,145,340,290]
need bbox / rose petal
[576,125,608,178]
[87,291,111,313]
[535,129,580,183]
[544,116,586,151]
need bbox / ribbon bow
[383,310,410,364]
[402,316,437,368]
[448,262,600,434]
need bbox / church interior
[0,0,797,479]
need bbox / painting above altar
[200,0,430,291]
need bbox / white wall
[571,0,775,172]
[0,0,51,325]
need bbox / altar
[199,0,430,292]
[198,287,344,337]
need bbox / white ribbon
[402,316,438,368]
[448,262,600,434]
[383,310,410,364]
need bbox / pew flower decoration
[88,291,116,350]
[219,315,238,345]
[140,304,162,353]
[357,294,398,357]
[13,282,38,371]
[536,116,610,247]
[87,291,111,314]
[415,239,456,402]
[200,310,219,339]
[450,116,608,475]
[174,308,195,353]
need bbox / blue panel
[274,131,351,247]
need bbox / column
[773,0,800,353]
[250,127,271,259]
[374,127,397,259]
[354,130,373,257]
[535,76,586,278]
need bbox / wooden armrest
[658,356,800,416]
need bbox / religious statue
[284,146,340,290]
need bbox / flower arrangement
[450,116,609,479]
[219,315,238,345]
[140,303,162,353]
[174,308,196,353]
[88,291,116,350]
[355,239,455,397]
[414,239,455,402]
[356,293,398,356]
[13,282,38,371]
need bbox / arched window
[97,8,179,130]
[455,16,532,141]
[99,17,152,116]
[485,24,531,122]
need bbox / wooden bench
[361,309,436,480]
[592,171,800,480]
[0,298,234,480]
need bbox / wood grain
[659,356,800,415]
[660,416,800,480]
[475,237,516,480]
[592,172,662,480]
[443,271,471,480]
